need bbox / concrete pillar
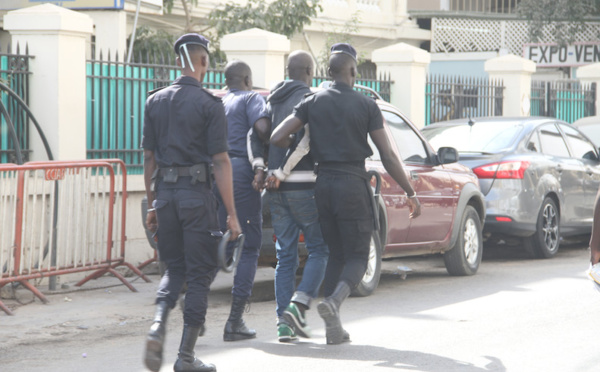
[485,54,536,117]
[371,43,430,128]
[83,10,127,59]
[4,4,93,161]
[577,63,600,115]
[221,28,290,90]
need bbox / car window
[559,124,599,161]
[575,124,600,149]
[381,111,429,164]
[538,124,570,158]
[421,121,522,153]
[526,131,541,153]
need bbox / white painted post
[371,43,430,128]
[220,28,290,90]
[577,63,600,116]
[83,10,128,60]
[484,54,536,117]
[4,4,93,161]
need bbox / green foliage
[163,0,197,14]
[130,25,177,63]
[208,0,322,39]
[316,12,362,69]
[518,0,600,45]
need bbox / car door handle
[556,165,563,173]
[410,171,419,180]
[586,167,594,176]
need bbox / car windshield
[422,121,523,153]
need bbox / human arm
[590,188,600,265]
[143,150,158,233]
[270,114,305,148]
[370,128,421,219]
[212,152,242,240]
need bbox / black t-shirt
[141,75,228,167]
[293,81,383,163]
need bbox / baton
[218,230,245,273]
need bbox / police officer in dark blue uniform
[271,43,421,345]
[142,33,242,372]
[218,60,271,342]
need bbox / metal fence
[425,75,504,125]
[312,67,393,102]
[530,80,596,123]
[86,51,226,174]
[0,43,32,164]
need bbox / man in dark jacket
[265,50,329,342]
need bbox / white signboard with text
[523,42,600,67]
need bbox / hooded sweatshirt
[267,80,316,191]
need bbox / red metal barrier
[0,159,150,315]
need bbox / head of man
[225,60,253,91]
[328,43,358,86]
[287,50,314,86]
[174,33,210,81]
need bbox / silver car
[421,116,600,258]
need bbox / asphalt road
[1,240,599,372]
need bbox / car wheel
[443,205,482,276]
[524,197,560,259]
[351,231,383,297]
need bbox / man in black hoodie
[265,50,329,342]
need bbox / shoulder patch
[303,92,316,98]
[147,86,167,97]
[201,88,223,102]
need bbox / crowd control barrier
[0,159,150,315]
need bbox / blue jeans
[269,189,329,318]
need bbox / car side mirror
[437,147,459,164]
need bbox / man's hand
[227,215,243,241]
[407,198,421,219]
[265,175,280,191]
[146,210,158,241]
[252,169,266,191]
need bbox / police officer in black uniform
[271,43,421,345]
[142,33,241,372]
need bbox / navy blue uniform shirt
[141,75,228,167]
[221,89,269,158]
[293,82,383,163]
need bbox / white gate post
[485,54,536,117]
[221,28,290,90]
[577,63,600,116]
[4,4,93,161]
[371,43,430,129]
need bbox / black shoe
[223,295,256,341]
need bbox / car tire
[443,205,482,276]
[523,197,560,259]
[351,231,383,297]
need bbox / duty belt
[157,164,209,185]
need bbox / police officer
[142,33,241,372]
[218,60,271,341]
[271,43,421,345]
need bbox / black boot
[223,295,256,341]
[317,281,351,345]
[173,325,216,372]
[144,301,170,372]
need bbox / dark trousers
[314,172,374,296]
[154,178,220,327]
[216,157,262,298]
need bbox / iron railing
[86,51,226,174]
[448,0,521,13]
[531,80,596,123]
[0,43,32,164]
[312,67,393,102]
[425,75,504,125]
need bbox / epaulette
[303,91,316,98]
[201,88,223,102]
[147,86,167,97]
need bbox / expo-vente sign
[523,42,600,67]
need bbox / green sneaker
[283,302,312,338]
[277,323,297,342]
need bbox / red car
[260,86,486,296]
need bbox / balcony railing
[448,0,520,14]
